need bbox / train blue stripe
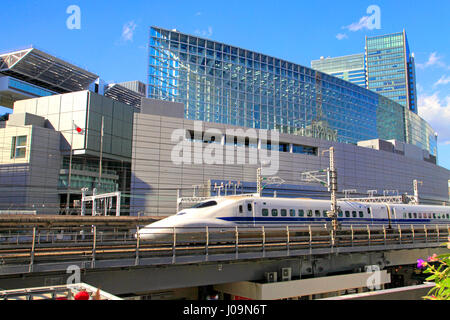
[217,217,448,225]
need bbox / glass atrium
[148,27,435,156]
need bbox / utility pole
[257,166,285,197]
[325,147,339,232]
[300,147,340,232]
[65,121,75,215]
[413,179,422,205]
[257,167,262,197]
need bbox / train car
[137,194,450,240]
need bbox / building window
[11,136,27,159]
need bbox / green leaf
[426,274,437,281]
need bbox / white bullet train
[137,194,450,240]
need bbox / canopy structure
[0,47,98,94]
[104,82,145,109]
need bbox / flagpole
[98,116,104,196]
[66,120,74,215]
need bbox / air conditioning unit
[281,268,292,281]
[265,272,278,283]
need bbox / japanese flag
[74,123,84,134]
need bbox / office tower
[365,30,417,113]
[311,54,366,87]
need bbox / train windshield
[190,201,218,209]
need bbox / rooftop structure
[0,47,98,94]
[0,47,145,110]
[104,81,146,110]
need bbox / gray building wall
[140,98,184,119]
[0,124,61,214]
[130,113,450,216]
[12,90,134,160]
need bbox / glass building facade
[148,27,436,156]
[366,30,417,113]
[311,54,366,87]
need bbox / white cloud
[343,15,371,32]
[418,93,450,144]
[194,26,213,38]
[121,21,137,42]
[195,11,202,16]
[434,75,450,87]
[416,52,448,69]
[336,33,348,40]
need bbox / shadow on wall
[129,172,153,216]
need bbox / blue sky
[1,0,449,168]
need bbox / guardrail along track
[0,224,448,274]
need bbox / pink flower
[427,254,438,262]
[417,259,427,269]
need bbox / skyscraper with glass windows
[311,54,366,87]
[148,27,434,156]
[365,30,417,113]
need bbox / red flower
[74,290,90,300]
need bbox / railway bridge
[0,216,448,299]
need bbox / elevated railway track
[0,223,448,276]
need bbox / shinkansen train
[137,194,450,240]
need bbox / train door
[237,202,245,227]
[385,204,392,229]
[251,200,258,227]
[367,206,374,225]
[244,200,254,227]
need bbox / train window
[323,210,327,217]
[408,213,412,219]
[247,203,252,212]
[281,209,287,217]
[433,213,436,219]
[338,211,343,217]
[191,200,218,209]
[367,208,371,215]
[298,209,304,217]
[345,211,350,218]
[403,213,406,219]
[315,210,320,217]
[352,211,357,218]
[239,205,243,213]
[413,213,417,219]
[359,211,364,218]
[289,209,296,217]
[307,210,313,217]
[262,209,269,217]
[272,209,278,217]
